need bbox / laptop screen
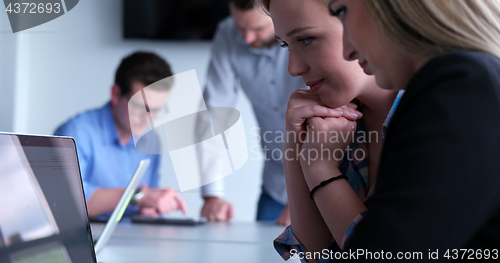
[0,134,97,263]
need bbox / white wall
[0,0,263,222]
[0,30,16,132]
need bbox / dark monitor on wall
[124,0,230,40]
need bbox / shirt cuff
[201,180,225,198]
[341,210,368,250]
[274,225,340,263]
[274,225,303,260]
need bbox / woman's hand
[285,89,362,146]
[299,115,359,189]
[280,89,364,253]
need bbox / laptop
[0,133,149,262]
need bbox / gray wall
[0,0,264,222]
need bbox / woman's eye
[280,42,289,50]
[329,6,346,19]
[298,37,314,45]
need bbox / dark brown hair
[114,51,173,97]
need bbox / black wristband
[310,175,348,200]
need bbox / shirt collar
[382,90,405,138]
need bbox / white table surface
[91,221,300,263]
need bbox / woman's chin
[374,73,397,90]
[321,97,350,110]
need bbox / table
[91,221,300,263]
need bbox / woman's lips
[306,79,324,92]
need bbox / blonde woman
[260,0,500,262]
[324,0,500,257]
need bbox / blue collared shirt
[54,102,161,217]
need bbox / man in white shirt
[197,0,306,225]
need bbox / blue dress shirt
[54,102,161,217]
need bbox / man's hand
[136,185,188,218]
[200,197,234,221]
[275,205,291,226]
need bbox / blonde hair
[362,0,500,58]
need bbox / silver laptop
[0,133,149,262]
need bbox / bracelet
[310,175,348,200]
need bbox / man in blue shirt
[55,51,187,219]
[197,0,307,225]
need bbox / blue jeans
[256,187,285,221]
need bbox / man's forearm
[86,188,125,218]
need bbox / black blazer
[342,51,500,262]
